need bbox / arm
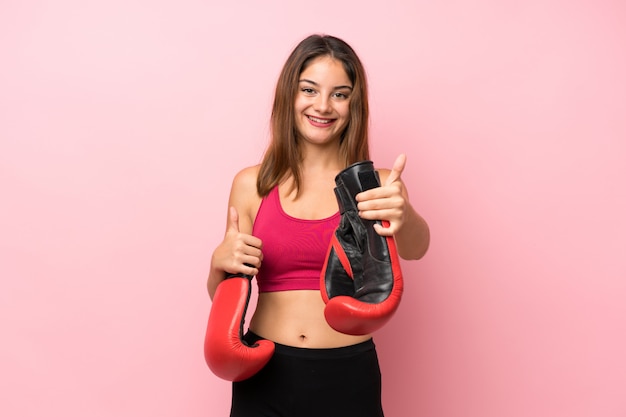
[387,195,430,260]
[355,154,430,260]
[207,166,264,299]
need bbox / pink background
[2,1,625,416]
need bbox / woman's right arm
[207,166,263,299]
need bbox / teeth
[308,116,331,124]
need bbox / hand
[211,206,263,277]
[355,154,409,236]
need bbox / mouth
[306,115,336,127]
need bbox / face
[294,56,352,146]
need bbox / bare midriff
[249,290,372,348]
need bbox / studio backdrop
[1,1,625,416]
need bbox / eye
[301,87,316,95]
[333,91,350,100]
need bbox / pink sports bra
[252,186,340,292]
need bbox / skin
[207,56,430,348]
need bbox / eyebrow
[299,78,353,90]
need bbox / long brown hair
[256,34,370,197]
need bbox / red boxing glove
[204,273,274,381]
[320,161,403,336]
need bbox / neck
[299,142,344,172]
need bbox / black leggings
[230,331,385,417]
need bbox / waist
[248,290,372,348]
[244,330,375,358]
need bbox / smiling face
[294,56,353,147]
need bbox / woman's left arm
[355,154,430,260]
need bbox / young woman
[207,34,430,417]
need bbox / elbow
[399,243,429,261]
[398,225,430,261]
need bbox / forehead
[299,56,351,86]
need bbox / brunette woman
[207,34,430,417]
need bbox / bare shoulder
[231,165,261,194]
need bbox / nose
[313,95,332,114]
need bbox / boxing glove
[320,160,403,336]
[204,272,274,381]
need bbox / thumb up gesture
[355,154,409,236]
[213,206,264,278]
